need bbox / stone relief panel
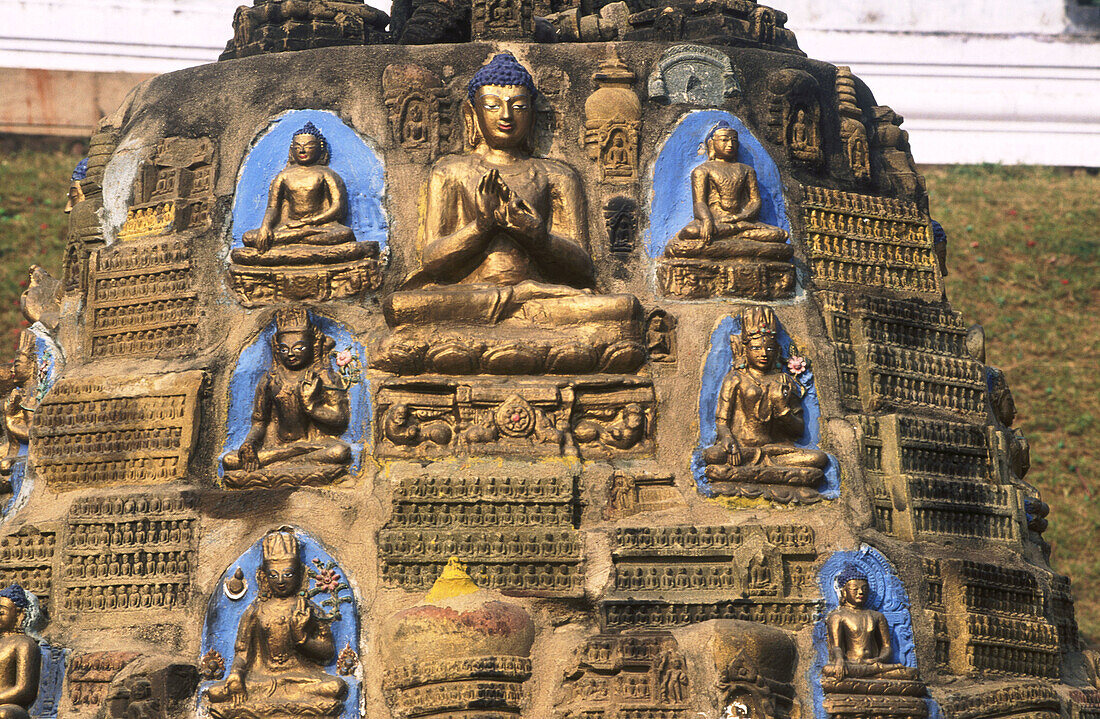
[116,137,216,242]
[200,527,359,719]
[765,69,823,168]
[0,527,56,613]
[802,187,942,299]
[650,111,795,301]
[379,462,584,596]
[647,44,740,106]
[219,310,368,489]
[602,524,819,631]
[555,632,693,719]
[29,372,205,490]
[713,621,799,719]
[582,51,641,185]
[694,312,838,505]
[228,110,386,306]
[382,64,454,163]
[60,494,197,615]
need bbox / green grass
[1,154,1097,639]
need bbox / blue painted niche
[199,528,360,719]
[810,546,931,719]
[693,315,838,499]
[646,110,790,258]
[230,109,388,251]
[219,312,370,478]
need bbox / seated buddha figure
[664,122,791,261]
[377,53,644,376]
[0,585,40,719]
[205,529,347,719]
[823,567,920,683]
[222,309,352,488]
[702,307,827,499]
[232,122,376,268]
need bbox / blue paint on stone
[220,312,370,478]
[647,110,789,258]
[30,643,66,719]
[692,315,839,498]
[810,546,919,719]
[200,529,360,719]
[231,109,387,250]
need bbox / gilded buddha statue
[375,53,645,376]
[205,529,347,719]
[664,122,790,260]
[221,309,352,488]
[0,585,41,719]
[232,122,376,268]
[702,307,828,502]
[823,567,918,682]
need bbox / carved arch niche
[766,69,824,167]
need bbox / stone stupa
[0,1,1090,718]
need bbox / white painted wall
[3,0,1099,165]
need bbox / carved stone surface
[605,196,637,253]
[765,69,823,167]
[648,44,741,105]
[0,527,56,612]
[555,632,693,719]
[604,470,683,519]
[29,372,204,489]
[582,52,641,184]
[471,0,533,39]
[85,236,199,359]
[803,187,942,298]
[382,64,453,162]
[61,494,197,615]
[219,0,389,59]
[118,137,216,242]
[713,620,798,719]
[67,651,141,708]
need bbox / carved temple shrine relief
[605,196,637,253]
[472,0,534,39]
[647,45,740,106]
[555,632,693,719]
[228,111,385,306]
[816,549,929,719]
[765,69,823,167]
[117,137,216,241]
[835,67,872,182]
[603,469,684,519]
[382,64,453,162]
[220,309,366,490]
[653,113,795,301]
[695,309,835,505]
[582,51,641,184]
[201,527,358,719]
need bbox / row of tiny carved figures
[393,475,567,499]
[389,503,573,527]
[805,213,926,243]
[615,526,813,549]
[0,541,53,562]
[36,429,184,455]
[803,187,920,218]
[869,375,984,410]
[92,299,196,329]
[813,260,939,291]
[63,551,191,579]
[67,521,194,546]
[614,565,792,592]
[36,398,188,424]
[379,532,581,558]
[809,235,934,264]
[96,243,191,272]
[383,561,581,590]
[62,583,187,611]
[93,271,191,302]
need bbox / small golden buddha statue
[0,585,41,719]
[376,53,644,376]
[664,122,791,261]
[823,567,919,682]
[232,122,375,268]
[702,307,827,499]
[222,309,352,488]
[205,529,347,719]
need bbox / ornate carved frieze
[938,683,1060,719]
[766,69,823,166]
[375,376,654,460]
[602,524,818,630]
[379,463,584,596]
[647,44,740,106]
[67,651,141,708]
[604,470,683,520]
[925,559,1060,679]
[803,187,941,299]
[819,292,986,418]
[0,526,56,612]
[85,236,198,359]
[30,372,205,489]
[623,1,799,49]
[61,494,197,614]
[555,632,692,719]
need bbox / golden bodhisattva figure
[1,332,40,479]
[222,309,351,489]
[702,307,828,502]
[820,567,926,717]
[232,122,374,268]
[665,122,790,260]
[376,53,645,376]
[205,529,347,719]
[0,585,41,719]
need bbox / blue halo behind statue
[231,109,388,251]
